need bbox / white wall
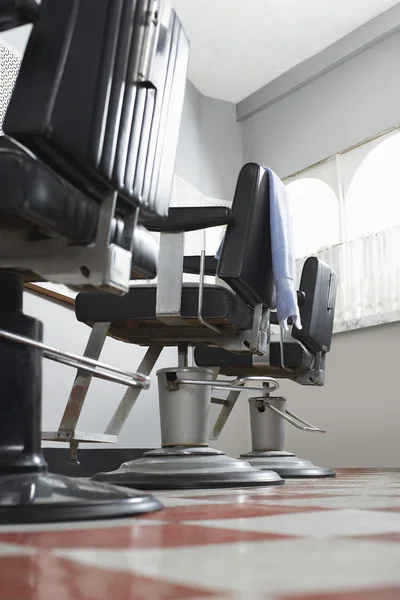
[225,31,400,468]
[175,81,242,200]
[242,30,400,178]
[0,25,31,56]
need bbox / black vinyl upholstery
[293,257,336,354]
[217,164,273,308]
[0,0,190,282]
[129,226,158,280]
[194,341,314,370]
[0,0,38,32]
[0,141,98,244]
[0,138,158,280]
[4,0,189,216]
[75,284,254,344]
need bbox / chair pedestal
[92,367,283,489]
[240,397,335,478]
[0,272,162,523]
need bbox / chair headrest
[217,163,273,308]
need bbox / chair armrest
[183,255,218,275]
[139,206,233,233]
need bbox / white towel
[216,167,301,330]
[267,168,301,330]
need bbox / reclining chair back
[3,0,189,217]
[0,1,188,285]
[217,163,274,309]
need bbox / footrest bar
[0,329,150,390]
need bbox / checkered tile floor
[1,469,400,599]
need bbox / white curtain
[296,226,400,334]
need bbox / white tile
[184,508,400,538]
[0,542,37,556]
[160,497,222,507]
[254,496,400,509]
[56,538,400,596]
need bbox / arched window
[286,178,340,259]
[346,132,400,241]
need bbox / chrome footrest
[177,375,280,394]
[42,431,117,444]
[0,328,150,390]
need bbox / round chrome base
[240,451,335,478]
[0,471,163,524]
[92,447,284,490]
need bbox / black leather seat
[75,283,254,344]
[194,340,314,371]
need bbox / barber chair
[0,0,188,521]
[195,256,337,478]
[74,163,291,489]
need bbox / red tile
[243,493,342,501]
[279,586,400,599]
[144,504,332,522]
[0,522,294,550]
[0,554,225,600]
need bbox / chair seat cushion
[75,284,254,344]
[0,140,98,244]
[194,340,314,370]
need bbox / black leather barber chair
[0,0,188,521]
[74,163,292,489]
[195,256,337,478]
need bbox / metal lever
[0,329,150,390]
[261,400,326,433]
[176,375,280,394]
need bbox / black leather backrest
[3,0,188,217]
[217,163,273,308]
[292,257,336,354]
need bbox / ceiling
[1,0,398,104]
[172,0,399,103]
